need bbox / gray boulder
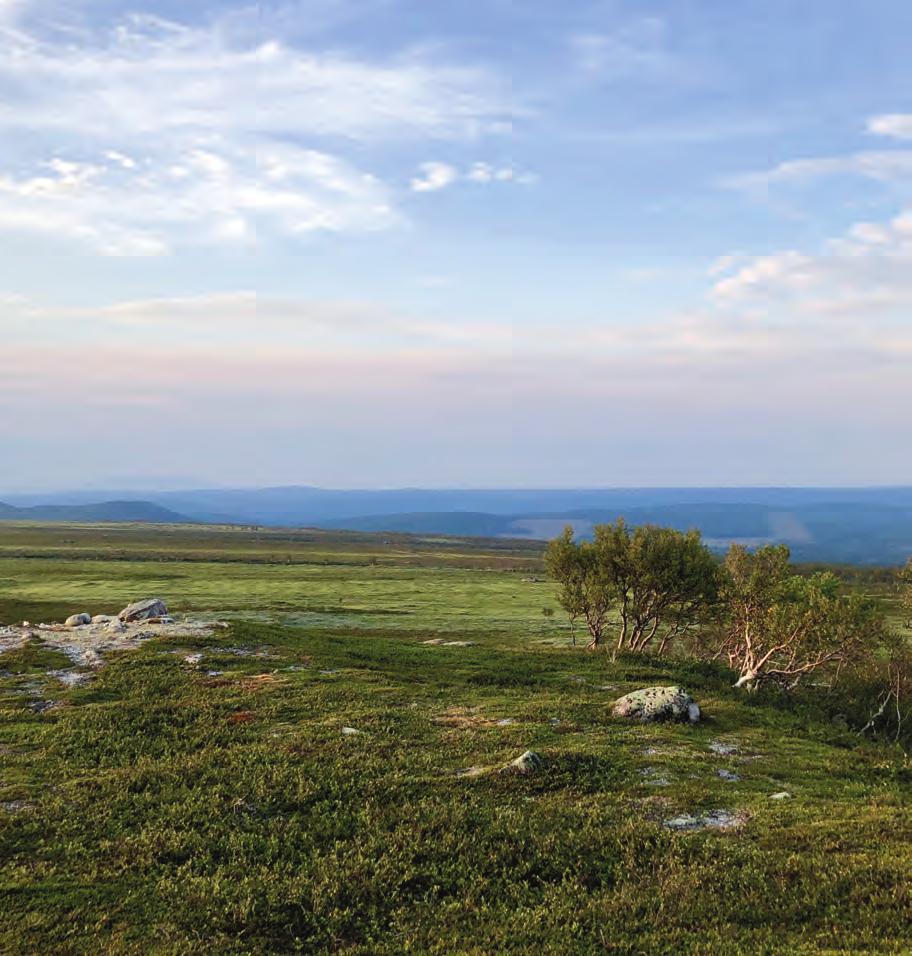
[501,750,543,775]
[65,613,91,627]
[611,686,701,723]
[118,598,168,623]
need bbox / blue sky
[0,0,910,490]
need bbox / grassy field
[1,523,910,954]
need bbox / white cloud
[410,162,459,193]
[710,207,912,319]
[0,8,516,252]
[411,160,533,192]
[868,113,912,141]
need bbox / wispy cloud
[867,113,912,141]
[726,114,912,194]
[568,17,681,81]
[0,7,516,252]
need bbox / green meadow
[1,523,910,954]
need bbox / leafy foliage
[545,520,719,653]
[718,545,888,690]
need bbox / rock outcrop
[118,598,168,623]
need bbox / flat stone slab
[664,809,746,831]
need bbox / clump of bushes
[545,522,912,747]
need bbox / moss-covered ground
[0,523,909,954]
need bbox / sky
[1,0,911,491]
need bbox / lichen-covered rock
[118,598,168,623]
[611,686,701,723]
[501,750,543,775]
[65,613,91,627]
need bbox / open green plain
[1,522,910,954]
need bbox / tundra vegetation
[546,524,911,743]
[0,521,910,954]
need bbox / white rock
[502,750,543,775]
[770,791,792,800]
[612,686,701,724]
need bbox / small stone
[770,791,792,800]
[91,615,114,624]
[496,718,514,726]
[341,726,362,736]
[65,613,91,627]
[456,765,488,778]
[501,750,543,775]
[0,801,33,814]
[47,670,91,688]
[640,766,672,786]
[717,769,740,782]
[183,653,203,665]
[709,741,739,756]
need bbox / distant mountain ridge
[0,500,189,524]
[2,486,912,565]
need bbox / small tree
[719,544,886,690]
[861,640,912,743]
[625,524,720,654]
[544,527,616,649]
[544,520,720,654]
[900,558,912,628]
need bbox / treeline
[545,520,912,745]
